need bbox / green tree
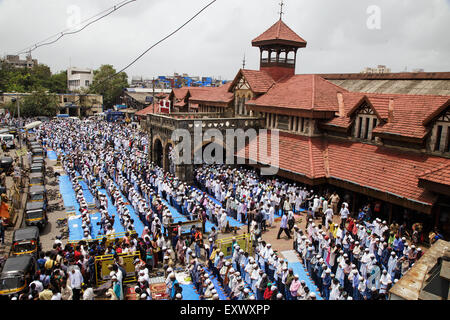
[0,61,67,93]
[91,64,128,109]
[49,70,68,93]
[6,90,59,117]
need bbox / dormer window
[431,110,450,153]
[352,103,379,141]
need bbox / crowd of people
[194,165,427,300]
[3,117,428,301]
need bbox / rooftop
[252,19,307,48]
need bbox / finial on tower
[242,54,246,69]
[278,0,285,20]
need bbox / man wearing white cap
[379,270,391,295]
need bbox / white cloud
[0,0,449,80]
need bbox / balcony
[261,57,295,68]
[147,112,263,132]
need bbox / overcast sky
[1,0,449,81]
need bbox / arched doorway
[165,142,175,174]
[153,139,163,168]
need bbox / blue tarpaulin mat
[203,267,228,300]
[89,212,102,239]
[59,175,79,213]
[161,199,188,224]
[287,262,323,300]
[78,180,95,204]
[46,149,57,160]
[97,188,125,235]
[109,181,145,237]
[180,284,200,301]
[191,187,245,228]
[68,216,83,241]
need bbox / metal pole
[152,77,155,114]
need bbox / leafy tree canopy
[91,64,128,109]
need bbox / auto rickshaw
[10,227,41,258]
[29,144,41,151]
[7,127,17,137]
[24,201,48,229]
[30,163,45,174]
[0,157,14,176]
[31,147,44,157]
[0,255,35,297]
[29,172,44,186]
[28,185,47,205]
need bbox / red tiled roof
[229,69,275,94]
[252,19,307,47]
[372,95,449,139]
[326,140,448,206]
[236,131,326,180]
[188,83,233,106]
[174,100,187,108]
[135,105,157,116]
[247,75,347,112]
[322,92,450,138]
[418,163,450,187]
[172,88,190,100]
[237,132,450,208]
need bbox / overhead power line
[81,0,218,100]
[15,0,136,55]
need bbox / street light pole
[15,96,23,170]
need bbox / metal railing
[147,113,263,132]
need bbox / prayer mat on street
[46,149,58,161]
[59,175,79,213]
[180,284,201,300]
[97,188,126,234]
[109,180,145,237]
[68,215,83,241]
[191,187,245,229]
[78,179,95,205]
[150,283,169,300]
[202,267,229,300]
[281,250,323,300]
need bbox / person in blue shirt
[352,272,360,300]
[276,213,291,240]
[395,238,405,257]
[322,269,331,300]
[88,251,96,286]
[357,208,365,222]
[380,245,390,270]
[37,252,46,273]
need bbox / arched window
[287,51,296,65]
[279,51,287,64]
[352,104,378,141]
[261,50,269,64]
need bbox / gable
[347,96,383,120]
[435,108,450,123]
[235,76,251,91]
